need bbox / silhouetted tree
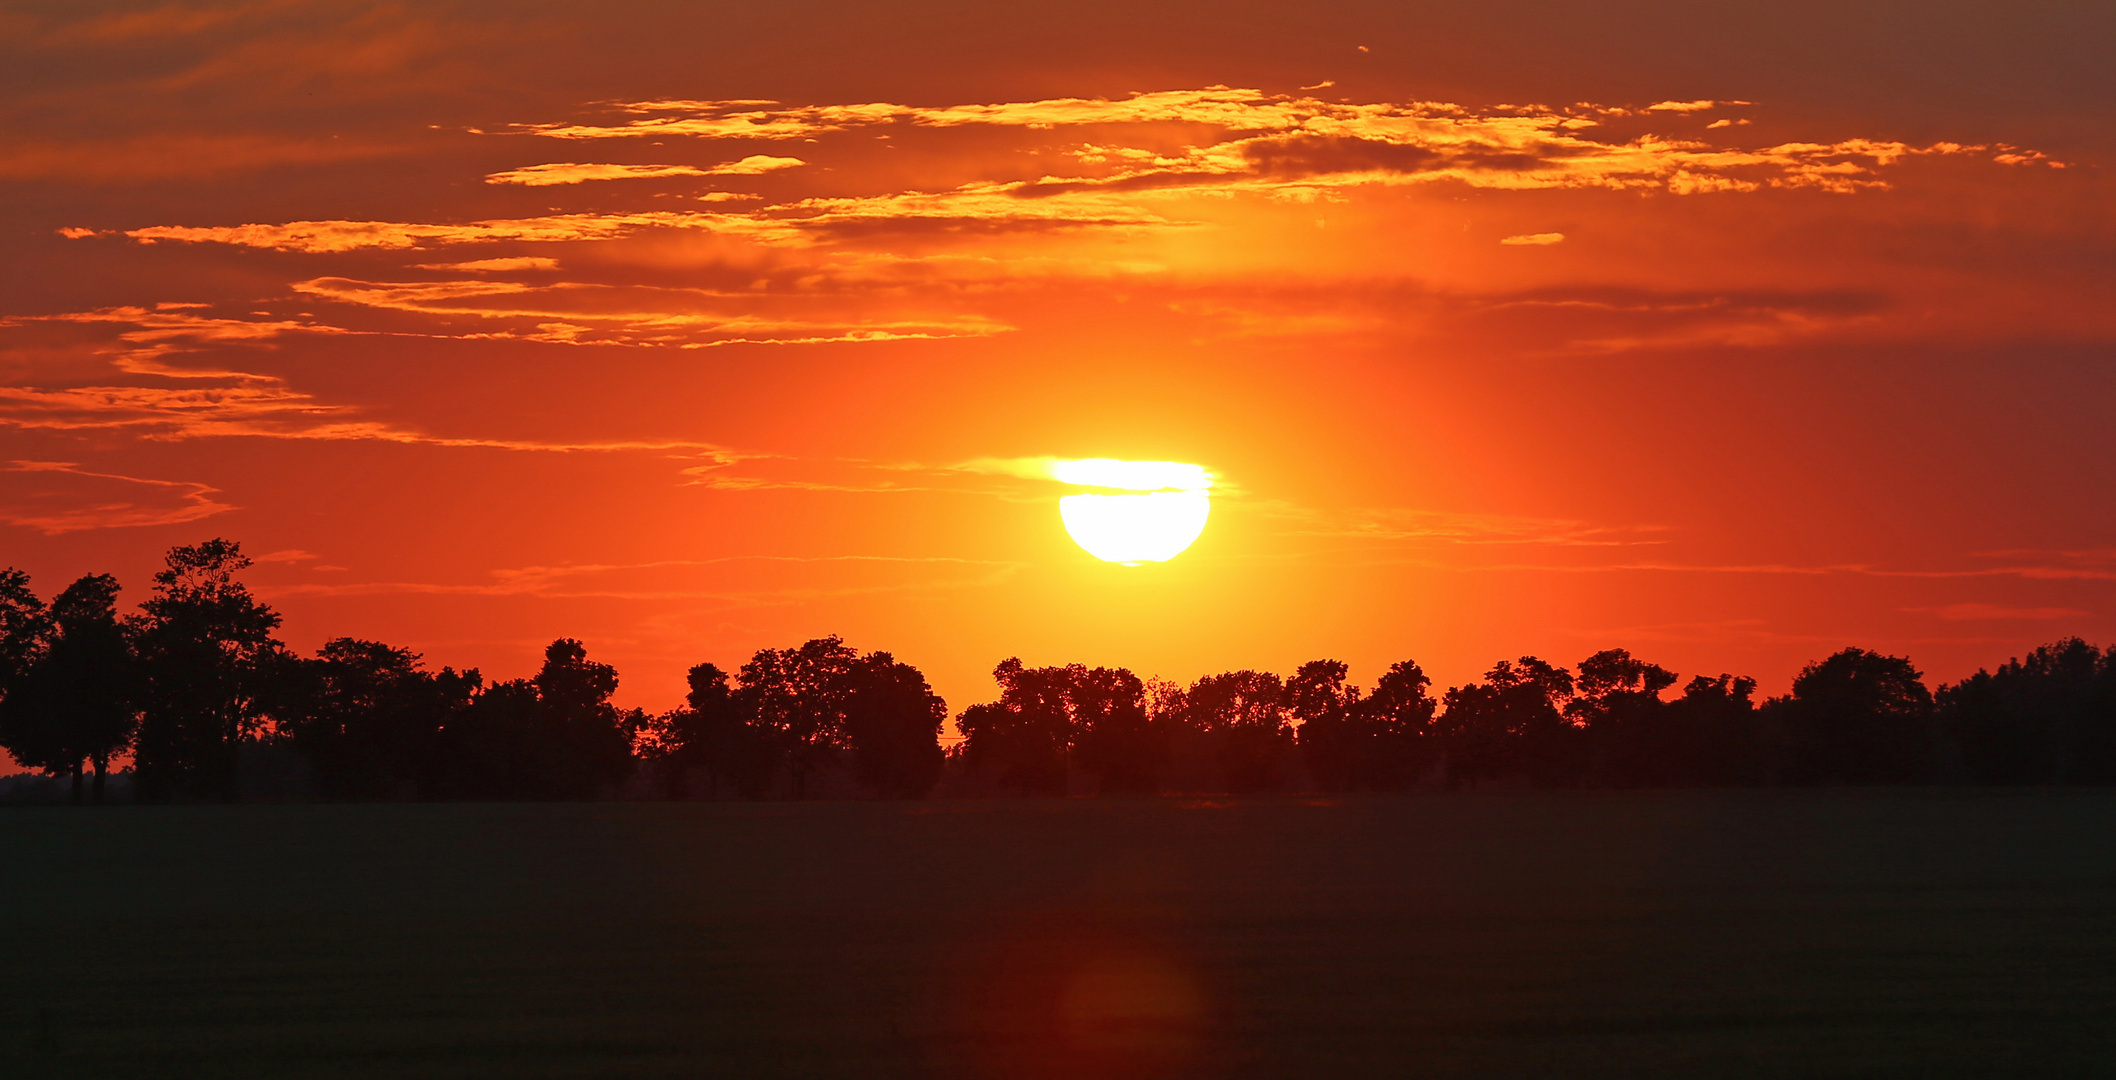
[1302,659,1441,791]
[1771,647,1937,785]
[531,638,637,797]
[687,637,950,798]
[1070,666,1167,795]
[1290,659,1362,790]
[1665,673,1766,785]
[0,568,42,701]
[1940,638,2113,784]
[1438,657,1578,787]
[1186,670,1294,793]
[0,575,137,801]
[841,652,947,799]
[649,662,775,797]
[425,639,632,800]
[130,540,286,801]
[957,658,1075,795]
[276,638,473,800]
[737,636,863,797]
[1568,649,1682,787]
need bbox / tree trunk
[70,761,84,804]
[92,756,107,803]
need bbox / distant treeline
[4,539,2115,803]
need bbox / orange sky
[4,0,2114,749]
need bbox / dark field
[3,792,2114,1079]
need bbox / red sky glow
[4,0,2114,753]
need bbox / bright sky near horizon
[3,0,2114,744]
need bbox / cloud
[523,88,1313,141]
[1646,100,1750,112]
[484,162,714,186]
[100,91,2044,265]
[0,460,233,534]
[412,257,560,272]
[705,154,807,175]
[3,304,356,377]
[120,210,772,253]
[0,375,762,460]
[514,88,2013,199]
[481,158,802,185]
[285,275,1014,347]
[947,456,1072,483]
[1501,233,1565,245]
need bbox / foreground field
[2,792,2113,1079]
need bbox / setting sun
[1054,459,1212,565]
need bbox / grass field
[3,791,2114,1078]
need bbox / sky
[3,0,2114,738]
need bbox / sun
[1053,459,1212,565]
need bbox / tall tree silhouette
[1568,649,1680,787]
[1665,673,1765,785]
[1070,666,1167,795]
[1301,659,1439,790]
[841,651,947,799]
[529,638,637,798]
[434,639,632,799]
[130,540,285,802]
[1438,657,1578,787]
[644,640,947,799]
[0,575,137,801]
[277,638,475,800]
[0,568,42,706]
[1185,669,1294,793]
[0,569,53,784]
[957,658,1075,795]
[1771,647,1937,785]
[738,636,861,798]
[1939,639,2113,784]
[1288,659,1362,790]
[651,662,775,797]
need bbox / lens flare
[1054,459,1212,565]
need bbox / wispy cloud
[122,210,770,253]
[5,304,350,377]
[287,275,1013,347]
[481,156,804,186]
[412,257,560,272]
[519,88,2039,197]
[0,460,233,534]
[0,379,759,461]
[94,89,2052,262]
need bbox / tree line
[3,539,2114,802]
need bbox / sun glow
[1055,459,1212,565]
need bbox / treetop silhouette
[5,538,2116,801]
